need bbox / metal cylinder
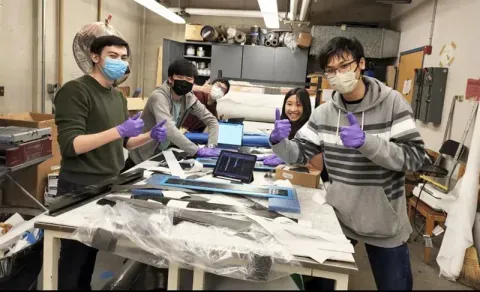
[259,29,268,46]
[235,31,247,44]
[265,32,279,47]
[250,25,260,45]
[200,25,219,41]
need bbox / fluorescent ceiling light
[257,0,280,28]
[134,0,185,24]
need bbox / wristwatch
[207,144,217,149]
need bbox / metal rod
[6,174,49,212]
[41,0,46,113]
[428,0,438,46]
[58,0,64,86]
[97,0,102,21]
[141,7,147,96]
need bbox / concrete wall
[392,0,480,151]
[0,0,144,115]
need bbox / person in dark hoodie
[270,37,425,290]
[263,88,329,182]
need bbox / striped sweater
[272,76,425,248]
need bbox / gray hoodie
[129,83,219,164]
[272,76,425,248]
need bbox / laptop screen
[218,123,243,147]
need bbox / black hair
[212,78,230,94]
[319,37,365,69]
[90,35,130,65]
[168,59,198,79]
[281,88,312,140]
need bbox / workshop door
[396,49,425,103]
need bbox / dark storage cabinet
[211,45,243,80]
[163,39,309,84]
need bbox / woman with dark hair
[264,88,328,181]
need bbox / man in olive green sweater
[54,35,167,290]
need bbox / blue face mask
[100,57,129,80]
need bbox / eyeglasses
[323,59,358,79]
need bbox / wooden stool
[408,197,447,264]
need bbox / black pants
[306,239,413,290]
[57,178,99,290]
[121,157,136,173]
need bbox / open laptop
[217,122,244,150]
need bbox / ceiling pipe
[299,0,310,21]
[289,0,298,21]
[169,8,287,19]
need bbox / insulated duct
[201,25,219,41]
[234,31,247,44]
[265,32,280,47]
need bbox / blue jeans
[306,239,413,290]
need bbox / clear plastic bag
[72,201,298,282]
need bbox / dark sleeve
[54,81,90,158]
[119,91,130,147]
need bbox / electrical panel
[411,67,448,125]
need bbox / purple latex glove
[116,112,145,138]
[150,120,167,142]
[340,112,365,148]
[270,108,291,144]
[196,147,221,158]
[263,154,284,167]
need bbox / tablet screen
[213,151,257,182]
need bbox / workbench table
[36,154,357,290]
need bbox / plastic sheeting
[437,105,480,280]
[72,201,298,282]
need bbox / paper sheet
[163,150,186,178]
[402,79,412,95]
[163,191,191,200]
[4,213,25,226]
[312,191,326,205]
[167,200,189,209]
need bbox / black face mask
[172,80,193,96]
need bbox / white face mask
[328,71,359,94]
[211,86,225,100]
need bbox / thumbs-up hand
[116,112,145,138]
[270,108,291,144]
[150,120,167,142]
[340,112,365,148]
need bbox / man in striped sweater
[270,37,425,290]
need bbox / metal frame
[40,228,353,290]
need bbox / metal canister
[197,47,205,57]
[186,45,195,56]
[250,25,260,45]
[259,29,268,46]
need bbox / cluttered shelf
[184,55,211,60]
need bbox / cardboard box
[275,165,321,188]
[185,24,204,41]
[0,112,61,207]
[297,32,312,48]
